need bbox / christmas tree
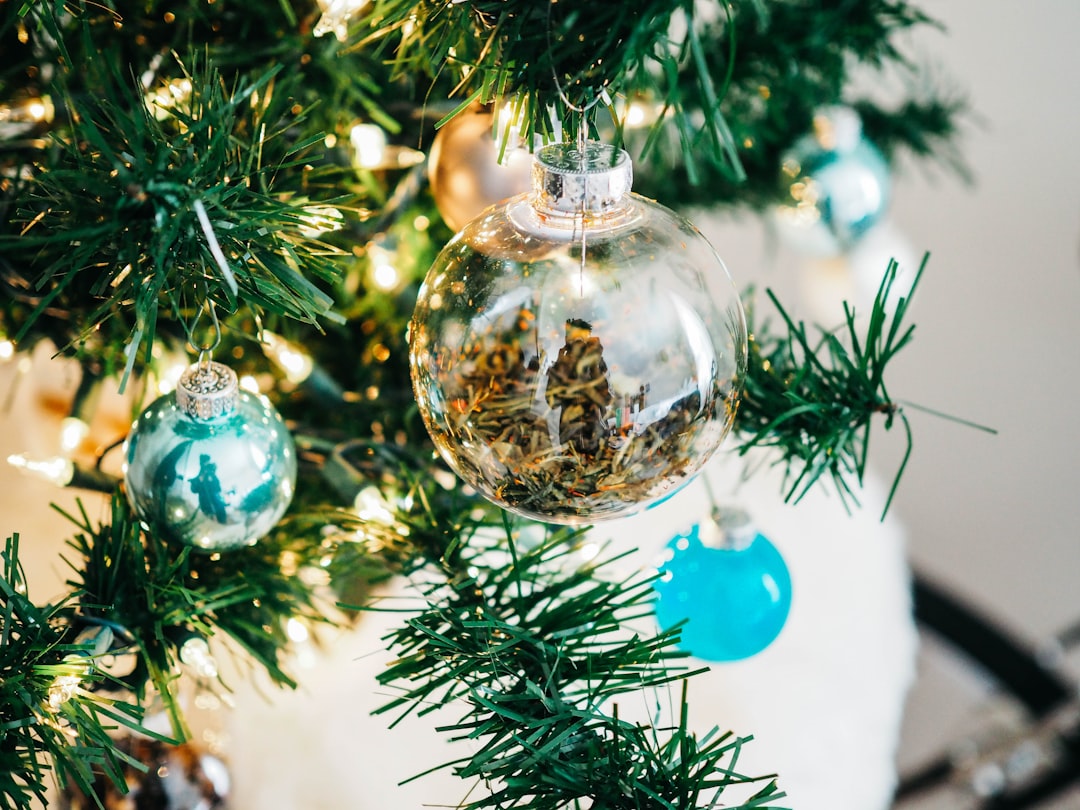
[0,1,973,807]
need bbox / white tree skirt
[225,451,917,810]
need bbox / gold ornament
[427,110,532,233]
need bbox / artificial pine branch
[730,254,987,518]
[0,534,167,809]
[632,0,967,208]
[58,492,348,738]
[1,45,347,386]
[372,502,784,808]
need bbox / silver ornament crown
[533,142,633,215]
[700,506,758,551]
[176,361,239,420]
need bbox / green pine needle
[58,491,347,739]
[734,254,993,518]
[2,47,346,389]
[0,533,166,809]
[373,512,784,808]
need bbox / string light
[0,338,14,362]
[146,78,193,119]
[367,240,401,291]
[350,123,425,171]
[351,123,387,169]
[179,637,219,680]
[314,0,371,42]
[155,359,189,395]
[6,453,117,492]
[47,672,86,712]
[286,618,309,644]
[59,417,90,455]
[495,101,527,155]
[297,205,345,238]
[625,101,649,128]
[7,453,75,487]
[354,485,395,524]
[0,95,54,138]
[261,332,314,385]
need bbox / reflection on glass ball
[124,375,296,551]
[410,142,748,524]
[653,521,791,661]
[775,106,891,257]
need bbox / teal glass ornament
[123,361,296,551]
[774,106,891,256]
[653,509,791,661]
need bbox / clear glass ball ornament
[653,508,792,661]
[774,106,891,256]
[123,361,297,550]
[409,141,748,523]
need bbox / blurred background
[697,2,1080,806]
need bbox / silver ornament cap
[176,361,239,420]
[699,506,757,551]
[533,141,633,215]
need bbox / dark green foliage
[632,0,966,208]
[365,0,966,209]
[375,515,785,808]
[59,493,348,738]
[735,255,993,517]
[1,48,347,387]
[0,534,164,809]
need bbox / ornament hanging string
[698,471,749,550]
[544,0,610,294]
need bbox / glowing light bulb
[625,102,648,128]
[351,123,387,169]
[48,672,85,712]
[286,618,310,643]
[354,485,395,524]
[179,637,219,679]
[0,339,14,362]
[27,99,50,122]
[8,453,75,487]
[495,101,526,156]
[147,78,194,119]
[156,360,188,395]
[314,0,370,41]
[0,95,54,128]
[297,205,345,238]
[261,332,314,384]
[59,417,90,455]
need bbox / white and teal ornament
[653,508,791,661]
[123,360,296,551]
[774,106,891,257]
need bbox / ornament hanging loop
[184,297,222,365]
[544,0,607,144]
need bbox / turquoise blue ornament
[653,509,791,661]
[775,106,891,256]
[123,361,296,551]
